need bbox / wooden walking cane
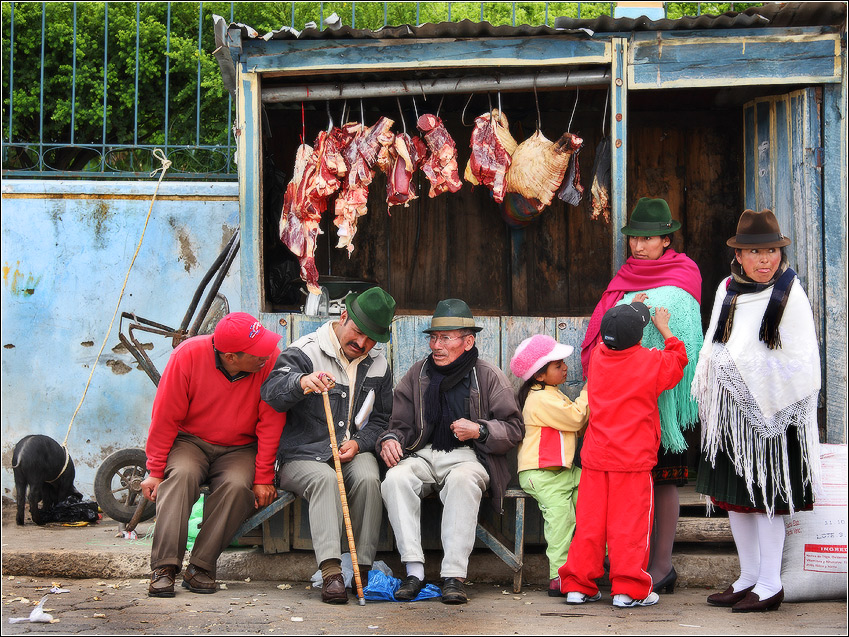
[317,381,367,606]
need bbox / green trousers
[519,466,581,579]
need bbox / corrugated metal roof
[231,2,846,42]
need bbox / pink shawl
[581,250,702,377]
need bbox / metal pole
[134,2,140,147]
[164,3,171,151]
[262,69,610,104]
[101,3,108,171]
[197,2,203,146]
[71,2,77,145]
[7,1,13,144]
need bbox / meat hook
[461,93,475,127]
[326,100,334,132]
[568,87,579,132]
[395,97,407,135]
[533,72,542,131]
[601,87,610,134]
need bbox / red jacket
[145,336,286,484]
[583,337,687,472]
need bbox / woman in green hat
[580,197,704,594]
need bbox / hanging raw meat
[280,143,323,294]
[505,130,583,212]
[416,114,462,197]
[556,141,585,206]
[333,117,396,255]
[386,132,425,208]
[589,136,612,222]
[465,109,518,203]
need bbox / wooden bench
[216,488,297,551]
[475,488,530,593]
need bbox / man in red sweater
[559,300,687,608]
[141,312,286,598]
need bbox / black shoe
[652,567,678,594]
[441,577,468,604]
[395,575,425,601]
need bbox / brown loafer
[181,563,217,594]
[707,584,754,607]
[321,573,348,604]
[149,565,178,598]
[732,589,784,613]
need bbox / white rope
[61,149,172,447]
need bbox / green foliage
[1,1,764,173]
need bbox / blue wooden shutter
[742,87,825,396]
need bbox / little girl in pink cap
[510,334,589,597]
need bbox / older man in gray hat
[377,298,524,604]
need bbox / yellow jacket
[517,385,589,472]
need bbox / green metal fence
[1,2,761,179]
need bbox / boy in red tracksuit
[559,300,687,608]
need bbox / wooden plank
[611,38,628,274]
[388,315,432,387]
[474,316,503,369]
[290,315,329,341]
[743,103,757,212]
[675,517,733,543]
[629,31,841,89]
[794,89,825,358]
[500,316,555,392]
[242,37,611,76]
[262,506,292,554]
[821,84,847,444]
[756,99,773,212]
[237,68,264,316]
[556,317,590,400]
[259,312,292,346]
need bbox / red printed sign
[803,544,848,573]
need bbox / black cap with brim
[600,302,651,350]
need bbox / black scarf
[424,347,479,452]
[712,254,795,350]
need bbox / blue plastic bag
[363,570,441,602]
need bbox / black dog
[12,435,82,525]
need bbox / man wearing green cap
[261,286,397,604]
[377,298,524,604]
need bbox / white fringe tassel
[694,344,822,519]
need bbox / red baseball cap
[213,312,280,357]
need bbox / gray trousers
[278,452,382,567]
[150,433,256,576]
[381,445,489,579]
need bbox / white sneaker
[613,592,659,607]
[565,591,602,604]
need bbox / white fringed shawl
[692,276,823,517]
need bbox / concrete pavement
[2,512,847,635]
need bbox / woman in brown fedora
[693,209,823,613]
[581,197,703,595]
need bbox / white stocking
[728,511,759,592]
[753,513,785,599]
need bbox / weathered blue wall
[1,179,241,500]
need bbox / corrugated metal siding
[227,2,846,41]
